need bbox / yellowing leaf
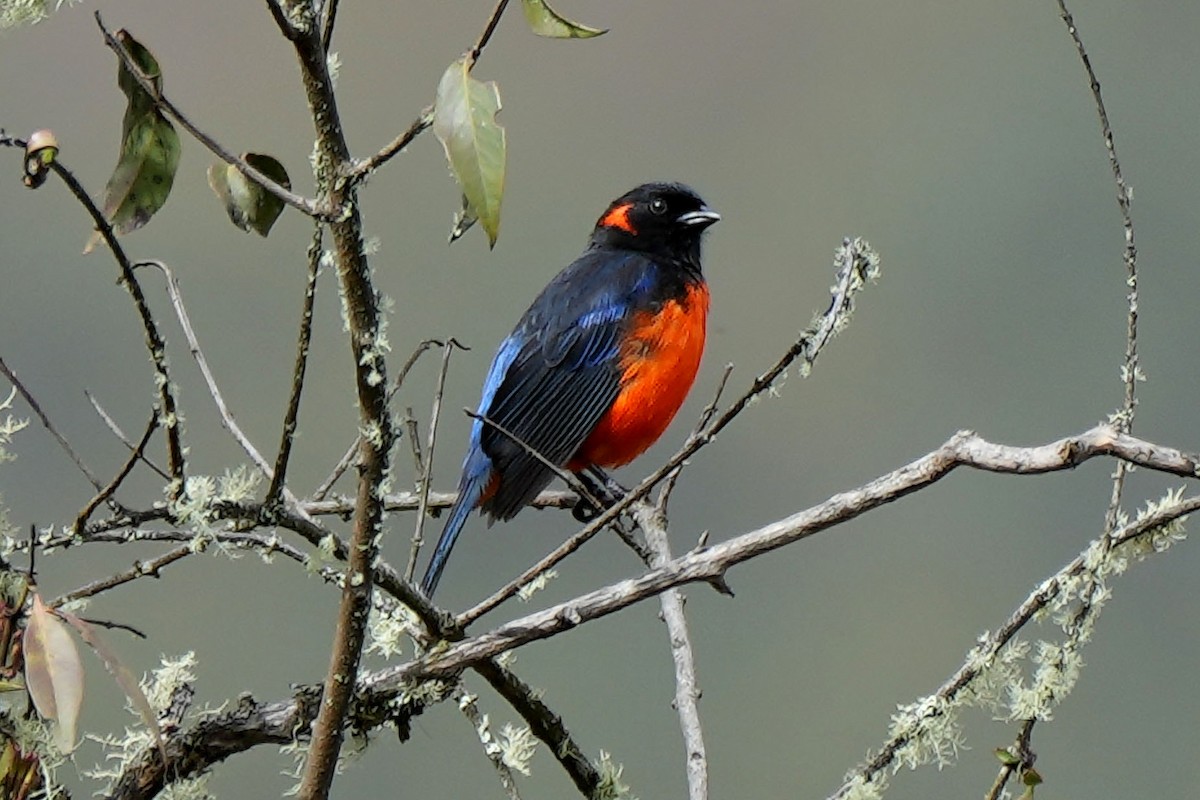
[433,58,506,247]
[84,30,180,254]
[521,0,607,38]
[23,595,84,753]
[55,608,166,765]
[207,153,291,237]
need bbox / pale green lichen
[516,570,557,600]
[838,487,1190,798]
[364,605,417,659]
[595,750,636,800]
[498,723,537,776]
[87,653,197,791]
[0,0,79,28]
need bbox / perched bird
[421,182,720,596]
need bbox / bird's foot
[572,469,628,522]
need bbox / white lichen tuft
[498,723,538,776]
[365,604,417,659]
[516,570,557,600]
[143,652,198,712]
[326,51,342,87]
[0,0,80,29]
[157,776,215,800]
[838,772,886,800]
[595,750,636,800]
[218,465,262,503]
[87,653,198,792]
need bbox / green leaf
[521,0,607,38]
[23,594,84,753]
[994,747,1021,766]
[433,58,506,247]
[207,153,291,237]
[84,30,180,254]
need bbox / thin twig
[302,489,578,517]
[320,0,339,52]
[73,411,158,534]
[143,260,274,480]
[0,356,102,490]
[53,544,192,607]
[407,339,464,582]
[266,226,324,506]
[348,108,433,181]
[48,160,187,490]
[984,719,1036,800]
[95,12,326,219]
[85,390,170,479]
[661,364,733,512]
[1054,0,1140,542]
[465,409,606,519]
[313,338,443,500]
[403,408,424,478]
[467,0,511,67]
[347,0,510,181]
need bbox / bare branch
[0,135,187,493]
[95,425,1199,798]
[85,390,170,479]
[1054,0,1141,545]
[473,659,603,796]
[266,227,324,506]
[266,4,398,793]
[313,338,443,500]
[0,355,103,490]
[145,260,275,479]
[320,0,339,52]
[408,339,465,581]
[634,503,708,800]
[73,411,158,533]
[348,108,433,182]
[52,544,192,607]
[401,425,1200,681]
[302,489,579,517]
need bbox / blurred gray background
[2,1,1199,797]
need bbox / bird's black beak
[676,206,721,229]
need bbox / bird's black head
[589,182,720,267]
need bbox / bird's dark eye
[649,197,668,216]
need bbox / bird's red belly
[571,282,709,469]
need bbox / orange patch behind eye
[599,202,637,235]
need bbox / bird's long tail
[421,457,490,597]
